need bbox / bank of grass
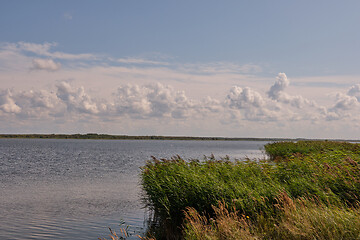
[141,141,360,239]
[184,194,360,240]
[264,140,360,160]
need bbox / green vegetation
[2,133,358,142]
[0,133,290,141]
[141,141,360,239]
[265,140,360,160]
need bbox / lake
[0,139,268,240]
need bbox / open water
[0,139,268,239]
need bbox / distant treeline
[0,133,279,141]
[0,133,358,142]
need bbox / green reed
[141,141,360,239]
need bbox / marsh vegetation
[139,141,360,239]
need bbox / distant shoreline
[0,133,359,142]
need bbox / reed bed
[140,141,360,239]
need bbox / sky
[1,1,360,139]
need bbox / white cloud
[16,90,56,109]
[114,84,152,116]
[0,81,222,123]
[32,58,61,71]
[16,42,95,60]
[347,84,360,101]
[223,73,341,123]
[1,73,355,126]
[13,90,63,118]
[280,95,313,108]
[113,83,197,119]
[18,42,56,56]
[267,73,316,109]
[325,84,360,121]
[56,82,101,114]
[333,93,359,110]
[0,89,21,114]
[198,97,222,114]
[46,51,95,60]
[224,86,281,121]
[226,86,264,109]
[0,76,359,138]
[267,72,289,100]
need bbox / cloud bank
[1,42,360,138]
[1,73,359,130]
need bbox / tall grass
[183,193,360,240]
[141,141,360,239]
[183,201,256,240]
[141,156,282,225]
[264,140,360,160]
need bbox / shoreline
[1,133,359,142]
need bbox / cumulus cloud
[333,94,359,110]
[225,86,280,121]
[56,82,102,114]
[281,95,314,108]
[0,89,21,113]
[0,81,224,123]
[32,58,61,71]
[113,83,198,119]
[113,83,222,120]
[267,73,315,108]
[16,90,56,109]
[148,83,193,118]
[326,84,360,121]
[114,84,152,116]
[13,90,63,118]
[198,97,222,114]
[347,84,360,101]
[226,86,264,109]
[223,73,335,122]
[267,72,289,100]
[0,82,107,119]
[1,71,360,138]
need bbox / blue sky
[1,1,360,138]
[2,1,359,75]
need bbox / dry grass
[276,194,360,240]
[184,201,257,240]
[182,192,360,240]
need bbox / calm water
[0,139,268,240]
